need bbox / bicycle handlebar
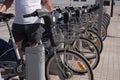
[23,9,49,18]
[23,13,35,18]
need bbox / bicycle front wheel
[45,50,94,80]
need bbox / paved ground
[94,6,120,80]
[0,6,120,80]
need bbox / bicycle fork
[53,47,72,80]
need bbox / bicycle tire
[101,25,108,41]
[45,50,94,80]
[73,37,100,70]
[86,29,103,53]
[93,24,107,41]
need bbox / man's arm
[0,0,14,12]
[43,0,53,11]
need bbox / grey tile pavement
[94,6,120,80]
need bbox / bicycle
[56,7,100,70]
[0,10,94,80]
[63,5,105,54]
[0,13,25,80]
[23,9,94,80]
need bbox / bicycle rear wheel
[45,50,94,80]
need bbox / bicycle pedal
[0,68,11,75]
[15,62,25,78]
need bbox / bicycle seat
[0,13,14,22]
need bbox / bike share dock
[0,6,120,80]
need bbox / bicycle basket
[52,24,80,45]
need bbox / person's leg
[16,40,23,59]
[12,23,26,59]
[26,23,43,44]
[28,42,38,46]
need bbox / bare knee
[29,42,38,47]
[16,41,23,50]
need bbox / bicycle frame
[0,17,24,79]
[5,20,21,60]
